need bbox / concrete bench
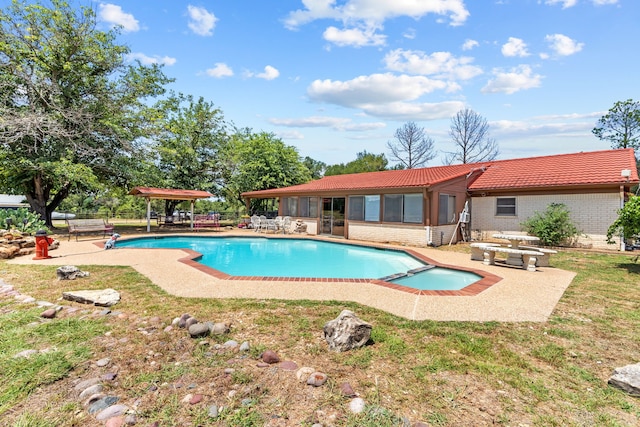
[477,245,544,272]
[519,245,558,267]
[470,242,501,261]
[67,219,114,241]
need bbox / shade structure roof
[129,187,213,201]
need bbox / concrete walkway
[9,231,576,322]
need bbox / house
[242,149,639,250]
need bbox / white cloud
[99,3,139,32]
[323,25,386,47]
[545,0,578,8]
[127,53,176,66]
[383,49,482,80]
[306,73,464,120]
[308,73,454,107]
[284,0,469,29]
[403,28,417,40]
[462,39,479,51]
[257,65,280,80]
[187,5,217,36]
[270,116,386,131]
[545,34,584,56]
[206,63,233,78]
[482,65,543,94]
[362,101,465,121]
[501,37,530,57]
[276,130,305,140]
[592,0,618,4]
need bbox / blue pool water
[117,236,480,290]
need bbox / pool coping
[114,235,502,296]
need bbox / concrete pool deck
[8,230,576,322]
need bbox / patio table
[492,234,540,266]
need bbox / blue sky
[26,1,640,165]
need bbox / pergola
[129,187,214,232]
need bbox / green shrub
[607,194,640,244]
[521,203,580,246]
[0,207,46,235]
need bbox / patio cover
[129,187,214,232]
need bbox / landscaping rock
[62,288,120,307]
[209,321,230,335]
[261,350,280,364]
[56,265,90,280]
[188,322,210,338]
[608,363,640,396]
[323,310,372,352]
[96,403,129,421]
[306,372,328,387]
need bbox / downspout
[620,185,626,251]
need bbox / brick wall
[469,193,622,249]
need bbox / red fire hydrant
[33,229,54,260]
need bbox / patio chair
[282,216,292,234]
[264,218,278,233]
[259,215,268,232]
[250,215,260,232]
[274,216,283,231]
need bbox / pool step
[407,265,436,275]
[381,265,435,282]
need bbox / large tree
[0,0,171,226]
[387,121,436,169]
[148,93,227,215]
[219,129,311,210]
[446,108,499,164]
[592,99,640,151]
[324,151,389,176]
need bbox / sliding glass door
[321,197,345,237]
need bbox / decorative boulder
[56,265,90,280]
[323,310,372,352]
[608,363,640,396]
[62,289,120,307]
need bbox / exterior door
[321,197,345,237]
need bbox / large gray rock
[56,265,89,280]
[608,363,640,396]
[62,289,120,307]
[323,310,372,352]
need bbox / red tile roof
[129,187,214,200]
[242,149,638,197]
[469,148,639,190]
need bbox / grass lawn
[1,246,639,426]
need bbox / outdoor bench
[470,242,501,261]
[519,245,558,267]
[67,219,114,241]
[476,245,545,272]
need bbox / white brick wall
[470,193,622,249]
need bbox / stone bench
[470,242,501,261]
[519,245,558,267]
[477,245,545,272]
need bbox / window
[296,197,318,218]
[348,196,364,221]
[348,195,380,221]
[383,194,403,222]
[496,197,516,216]
[403,193,423,223]
[364,195,380,222]
[438,194,457,225]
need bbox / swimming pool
[118,236,482,291]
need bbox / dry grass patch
[1,248,640,426]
